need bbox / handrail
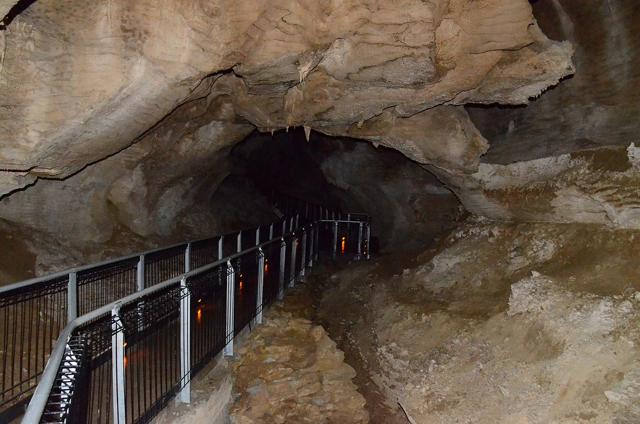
[16,194,371,423]
[22,235,288,422]
[0,227,274,295]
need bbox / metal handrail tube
[22,235,287,423]
[0,227,273,296]
[22,208,366,423]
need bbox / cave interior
[1,0,640,423]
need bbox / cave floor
[305,220,640,424]
[159,219,640,423]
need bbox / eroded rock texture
[471,0,640,163]
[0,0,573,273]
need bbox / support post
[282,220,286,236]
[218,236,223,260]
[289,217,294,232]
[278,239,286,300]
[269,223,274,239]
[307,225,314,268]
[365,223,371,260]
[295,214,299,229]
[236,232,242,253]
[67,272,77,323]
[300,229,307,280]
[256,248,265,325]
[332,221,338,259]
[255,226,260,246]
[179,277,191,403]
[289,237,297,287]
[314,225,320,262]
[136,255,146,331]
[111,305,126,424]
[185,243,191,273]
[136,255,145,291]
[224,261,235,356]
[357,222,363,260]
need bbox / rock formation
[0,0,574,268]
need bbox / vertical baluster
[185,244,191,273]
[357,222,363,260]
[278,239,286,300]
[179,277,191,403]
[300,229,307,280]
[224,261,235,357]
[332,222,338,260]
[111,305,126,424]
[68,272,78,323]
[256,248,265,325]
[289,237,297,288]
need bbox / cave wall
[469,0,640,163]
[0,0,578,278]
[448,1,640,229]
[0,0,572,194]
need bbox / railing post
[236,232,242,253]
[255,226,260,246]
[269,223,274,239]
[347,213,351,222]
[289,217,294,232]
[365,223,371,260]
[332,221,338,259]
[357,222,363,260]
[278,238,286,300]
[224,261,235,356]
[307,224,314,268]
[315,224,320,261]
[256,248,265,325]
[289,236,297,287]
[136,255,145,291]
[218,236,223,260]
[185,243,191,273]
[111,305,126,424]
[67,271,78,323]
[282,220,286,236]
[179,277,191,403]
[300,229,307,280]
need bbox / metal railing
[13,203,369,423]
[0,197,342,420]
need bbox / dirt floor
[307,218,640,423]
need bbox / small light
[196,308,203,323]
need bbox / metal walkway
[0,197,370,423]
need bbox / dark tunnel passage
[229,128,463,253]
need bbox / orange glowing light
[264,260,269,273]
[196,308,202,323]
[124,356,128,368]
[341,236,346,254]
[239,280,244,290]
